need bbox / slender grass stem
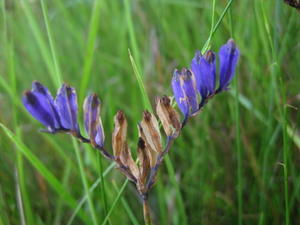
[79,0,102,103]
[111,183,140,225]
[101,180,129,225]
[128,49,153,113]
[201,0,235,54]
[228,5,243,225]
[235,65,243,225]
[0,124,90,223]
[202,0,216,51]
[67,163,115,225]
[280,76,290,225]
[15,169,26,225]
[97,153,110,225]
[40,0,62,88]
[72,139,98,225]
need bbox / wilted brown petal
[156,96,181,137]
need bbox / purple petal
[199,51,216,97]
[172,69,189,116]
[191,50,216,100]
[181,68,198,114]
[218,39,240,91]
[55,84,79,132]
[83,94,105,147]
[172,68,199,117]
[191,50,202,92]
[31,81,61,129]
[22,91,57,132]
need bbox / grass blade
[0,123,89,223]
[40,0,62,88]
[79,0,102,103]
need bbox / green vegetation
[0,0,300,224]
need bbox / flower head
[22,81,62,133]
[218,39,240,92]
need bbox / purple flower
[218,39,240,92]
[172,68,198,117]
[22,81,62,133]
[83,94,105,147]
[55,84,79,134]
[191,50,216,101]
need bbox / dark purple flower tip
[83,94,105,147]
[218,39,240,92]
[191,50,216,101]
[172,68,198,117]
[55,84,79,133]
[22,81,62,132]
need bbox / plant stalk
[143,198,152,225]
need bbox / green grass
[1,0,300,224]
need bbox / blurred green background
[1,0,300,224]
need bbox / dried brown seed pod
[119,144,140,180]
[140,111,162,153]
[156,96,181,137]
[138,124,158,168]
[137,138,150,184]
[112,110,139,181]
[138,111,162,167]
[112,110,127,159]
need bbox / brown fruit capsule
[137,123,158,168]
[112,111,139,181]
[119,144,140,180]
[156,96,181,137]
[137,137,150,186]
[112,111,127,159]
[140,111,162,153]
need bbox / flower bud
[22,81,62,133]
[83,94,105,147]
[218,39,240,92]
[172,68,198,117]
[191,50,216,101]
[55,84,79,133]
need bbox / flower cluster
[172,39,240,121]
[22,38,239,224]
[22,82,104,145]
[22,81,181,198]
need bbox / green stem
[143,198,152,225]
